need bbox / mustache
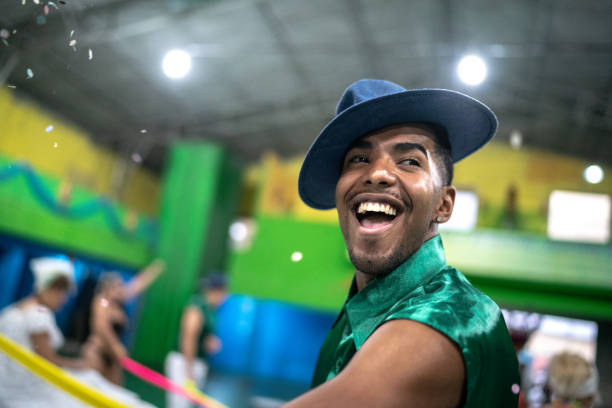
[345,189,409,208]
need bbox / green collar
[344,235,447,348]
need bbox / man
[165,273,227,408]
[285,79,520,407]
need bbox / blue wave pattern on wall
[0,161,158,247]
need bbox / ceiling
[1,0,612,172]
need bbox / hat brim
[298,88,497,210]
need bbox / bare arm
[284,319,465,408]
[120,259,166,301]
[179,306,203,380]
[30,332,86,369]
[91,297,127,359]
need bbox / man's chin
[348,250,404,276]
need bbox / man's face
[335,124,454,276]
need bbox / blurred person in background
[543,352,600,408]
[82,258,165,385]
[165,273,227,408]
[0,256,154,408]
[287,79,519,407]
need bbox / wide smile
[350,194,405,236]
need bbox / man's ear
[435,185,456,223]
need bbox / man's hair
[421,123,454,186]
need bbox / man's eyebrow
[347,139,373,150]
[393,142,428,158]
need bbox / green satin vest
[310,235,520,407]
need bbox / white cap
[30,257,75,293]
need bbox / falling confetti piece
[53,142,58,148]
[140,129,147,133]
[131,153,142,163]
[68,39,76,47]
[88,48,93,60]
[70,30,74,37]
[44,5,49,14]
[36,15,46,25]
[21,0,26,4]
[1,39,7,47]
[33,0,40,4]
[7,85,16,89]
[0,29,9,39]
[48,1,58,9]
[26,68,33,79]
[45,125,54,132]
[12,29,17,34]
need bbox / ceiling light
[457,55,487,86]
[584,164,604,184]
[509,130,522,149]
[162,49,191,79]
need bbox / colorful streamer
[0,161,158,246]
[120,357,229,408]
[0,332,131,408]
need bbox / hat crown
[336,79,407,115]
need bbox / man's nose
[364,157,396,186]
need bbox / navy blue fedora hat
[298,79,498,210]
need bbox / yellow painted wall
[0,89,159,215]
[254,141,612,233]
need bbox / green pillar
[131,142,241,366]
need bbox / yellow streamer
[0,332,132,408]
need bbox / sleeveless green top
[311,235,520,407]
[176,295,216,360]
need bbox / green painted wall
[229,216,612,320]
[0,156,153,267]
[131,142,241,366]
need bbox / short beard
[348,241,408,277]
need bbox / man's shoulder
[389,266,500,323]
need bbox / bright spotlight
[291,251,303,262]
[584,165,604,184]
[457,55,487,86]
[162,49,191,79]
[229,221,248,243]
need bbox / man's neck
[355,270,376,292]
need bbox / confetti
[12,29,17,34]
[140,129,147,133]
[33,0,40,3]
[45,125,54,132]
[1,39,7,47]
[88,48,93,60]
[131,153,142,163]
[7,85,16,89]
[43,5,49,15]
[21,0,26,4]
[0,29,9,39]
[53,142,58,148]
[48,1,58,9]
[69,30,74,38]
[68,39,76,47]
[36,15,46,25]
[26,68,33,79]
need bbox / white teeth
[356,201,397,216]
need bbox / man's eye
[400,158,420,166]
[348,155,368,164]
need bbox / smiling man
[286,79,520,407]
